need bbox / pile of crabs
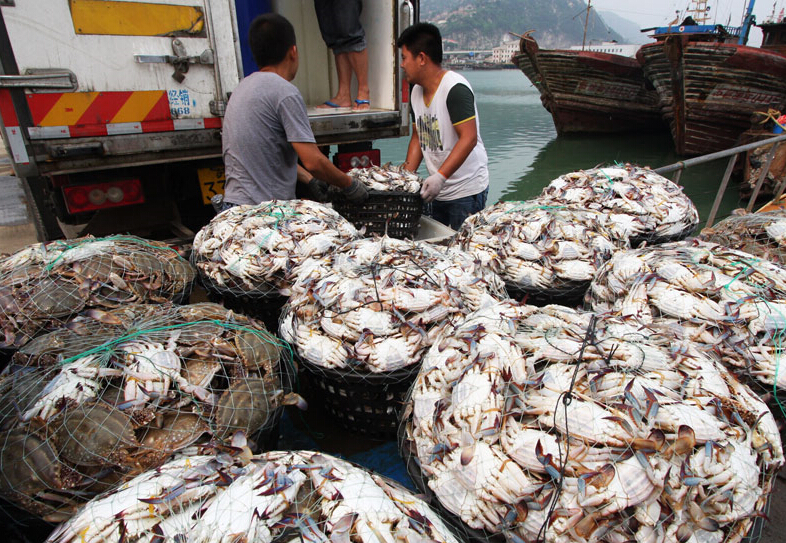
[1,163,786,543]
[0,302,299,521]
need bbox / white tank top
[410,71,489,201]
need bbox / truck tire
[22,176,64,241]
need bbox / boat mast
[738,0,757,44]
[686,0,711,24]
[581,0,591,50]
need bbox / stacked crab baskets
[0,301,301,524]
[45,449,464,543]
[0,235,196,368]
[330,164,424,239]
[399,300,784,543]
[586,238,786,441]
[280,236,507,439]
[190,200,360,333]
[451,165,699,307]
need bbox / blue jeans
[427,187,489,231]
[314,0,366,54]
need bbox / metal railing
[654,132,786,227]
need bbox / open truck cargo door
[0,0,416,241]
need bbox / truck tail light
[63,179,144,213]
[333,149,380,172]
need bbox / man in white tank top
[397,23,490,230]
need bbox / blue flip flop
[318,100,342,108]
[353,99,370,109]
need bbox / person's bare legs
[317,51,352,108]
[349,47,369,110]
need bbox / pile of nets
[280,236,506,373]
[0,302,301,521]
[699,210,786,266]
[451,202,627,302]
[0,235,195,349]
[538,164,699,244]
[401,300,783,543]
[191,200,360,297]
[47,448,461,543]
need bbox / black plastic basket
[297,358,420,440]
[200,277,288,335]
[332,190,422,239]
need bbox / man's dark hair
[396,22,442,65]
[249,13,296,68]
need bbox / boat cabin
[759,18,786,54]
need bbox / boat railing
[654,132,786,227]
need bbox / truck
[0,0,418,241]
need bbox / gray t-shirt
[222,72,316,204]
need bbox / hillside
[421,0,625,49]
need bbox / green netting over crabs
[0,235,195,349]
[0,302,304,521]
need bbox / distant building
[568,41,639,57]
[492,40,519,64]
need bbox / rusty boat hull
[637,37,786,156]
[512,35,663,135]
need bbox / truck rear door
[0,0,238,175]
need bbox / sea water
[374,69,743,228]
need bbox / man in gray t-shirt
[221,13,367,207]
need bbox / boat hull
[513,36,663,135]
[638,37,786,156]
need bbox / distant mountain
[598,10,651,44]
[420,0,624,49]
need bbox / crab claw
[84,308,124,325]
[535,440,561,482]
[573,510,604,540]
[688,501,720,531]
[331,512,357,543]
[280,392,308,410]
[667,425,696,457]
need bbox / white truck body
[0,0,417,240]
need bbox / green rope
[43,235,181,272]
[58,319,291,366]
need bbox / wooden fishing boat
[637,2,786,156]
[512,33,663,135]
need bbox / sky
[591,0,785,45]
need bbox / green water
[374,69,744,228]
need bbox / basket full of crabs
[0,234,195,352]
[400,300,783,543]
[0,301,304,523]
[190,200,360,332]
[280,236,506,439]
[452,201,629,306]
[330,164,424,239]
[47,448,464,543]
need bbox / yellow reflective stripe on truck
[69,0,205,36]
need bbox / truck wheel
[22,176,64,241]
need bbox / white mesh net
[401,301,783,543]
[0,302,300,521]
[451,202,628,302]
[699,210,786,266]
[45,449,461,543]
[280,236,507,374]
[585,239,786,409]
[0,235,195,349]
[191,200,360,298]
[537,164,699,244]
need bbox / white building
[492,40,519,64]
[568,41,640,57]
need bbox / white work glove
[420,171,446,203]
